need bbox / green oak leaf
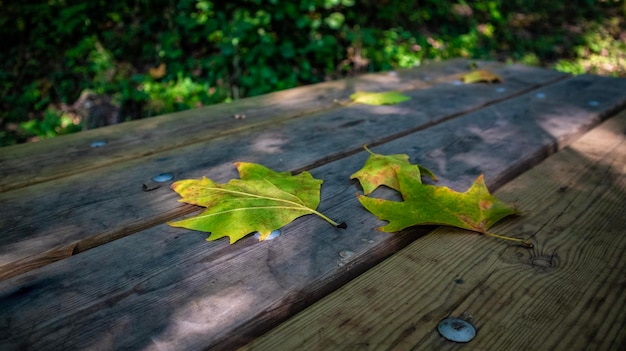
[461,69,502,84]
[350,145,437,195]
[168,162,341,244]
[357,171,521,237]
[350,91,410,105]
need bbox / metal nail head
[437,318,476,343]
[90,140,107,148]
[151,173,174,182]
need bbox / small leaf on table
[461,69,503,84]
[168,162,342,244]
[350,91,410,105]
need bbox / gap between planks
[241,108,626,351]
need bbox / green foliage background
[1,0,625,146]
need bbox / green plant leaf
[357,171,520,234]
[350,145,436,195]
[461,69,503,84]
[168,162,342,243]
[350,91,410,105]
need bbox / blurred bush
[1,0,624,146]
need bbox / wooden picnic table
[1,59,625,350]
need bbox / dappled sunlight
[535,109,592,141]
[143,217,337,349]
[569,116,626,176]
[148,285,260,349]
[250,131,288,154]
[352,102,417,117]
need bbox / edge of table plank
[241,109,626,351]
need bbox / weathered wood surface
[1,62,625,350]
[0,59,509,193]
[0,64,626,350]
[242,110,626,351]
[0,62,575,279]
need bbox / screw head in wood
[90,140,107,148]
[437,318,476,343]
[151,173,174,182]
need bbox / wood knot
[531,257,553,268]
[529,251,559,272]
[500,245,559,272]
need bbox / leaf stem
[483,231,533,248]
[363,144,375,155]
[309,208,343,227]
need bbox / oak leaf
[357,170,520,234]
[350,91,410,105]
[461,69,502,84]
[353,148,530,246]
[350,145,436,195]
[168,162,341,243]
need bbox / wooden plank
[242,109,626,351]
[1,82,625,350]
[0,63,570,279]
[0,59,498,193]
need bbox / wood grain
[0,63,572,279]
[1,82,625,349]
[0,59,499,193]
[242,109,626,351]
